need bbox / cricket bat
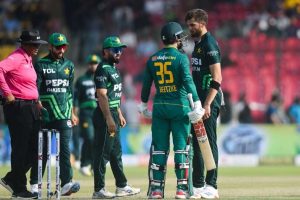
[187,93,216,170]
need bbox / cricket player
[29,33,80,196]
[73,54,101,176]
[185,9,222,199]
[92,36,140,199]
[139,22,204,199]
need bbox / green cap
[86,54,101,64]
[49,33,69,46]
[102,36,127,49]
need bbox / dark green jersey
[74,70,97,109]
[94,62,122,109]
[191,32,221,93]
[141,47,199,103]
[35,54,74,121]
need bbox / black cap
[17,30,48,44]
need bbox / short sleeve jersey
[74,71,97,109]
[141,47,199,103]
[35,54,74,121]
[191,32,221,94]
[94,62,122,109]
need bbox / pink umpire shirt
[0,47,38,100]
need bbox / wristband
[210,80,220,90]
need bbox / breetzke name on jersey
[159,85,177,93]
[46,79,69,93]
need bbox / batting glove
[138,102,152,119]
[188,101,205,123]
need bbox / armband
[210,80,220,90]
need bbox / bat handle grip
[187,93,194,110]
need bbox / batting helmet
[161,22,187,45]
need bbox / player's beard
[50,50,63,60]
[190,29,201,38]
[107,54,120,64]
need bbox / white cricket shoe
[190,186,205,199]
[30,184,38,194]
[200,185,219,199]
[92,188,115,199]
[116,185,140,197]
[61,181,80,196]
[80,166,92,176]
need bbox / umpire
[0,30,47,199]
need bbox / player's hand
[188,103,205,123]
[203,103,211,120]
[119,114,126,128]
[138,102,152,119]
[106,116,116,137]
[71,113,79,126]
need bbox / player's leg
[148,116,170,198]
[201,93,221,199]
[92,107,114,198]
[58,121,80,196]
[79,112,94,176]
[172,113,192,199]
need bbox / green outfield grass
[0,165,300,199]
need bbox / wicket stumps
[38,129,60,200]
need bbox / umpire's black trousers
[3,100,40,193]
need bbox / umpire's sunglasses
[109,47,123,54]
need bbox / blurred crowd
[0,0,300,124]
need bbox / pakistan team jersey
[191,32,221,96]
[94,62,122,109]
[74,71,97,109]
[141,47,199,103]
[35,54,74,121]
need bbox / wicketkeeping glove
[188,100,205,123]
[138,102,152,119]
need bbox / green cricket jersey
[141,46,199,103]
[35,54,74,121]
[94,62,122,109]
[191,32,221,96]
[74,70,97,109]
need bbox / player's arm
[141,60,153,103]
[70,64,78,125]
[203,63,222,119]
[139,59,153,118]
[117,107,126,127]
[97,88,116,135]
[203,42,222,120]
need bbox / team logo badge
[64,68,70,75]
[197,48,201,54]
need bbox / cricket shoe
[61,181,80,196]
[12,190,38,199]
[190,186,205,199]
[200,185,219,199]
[116,185,140,197]
[0,178,14,194]
[148,189,163,199]
[175,189,189,199]
[30,184,38,196]
[92,188,115,199]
